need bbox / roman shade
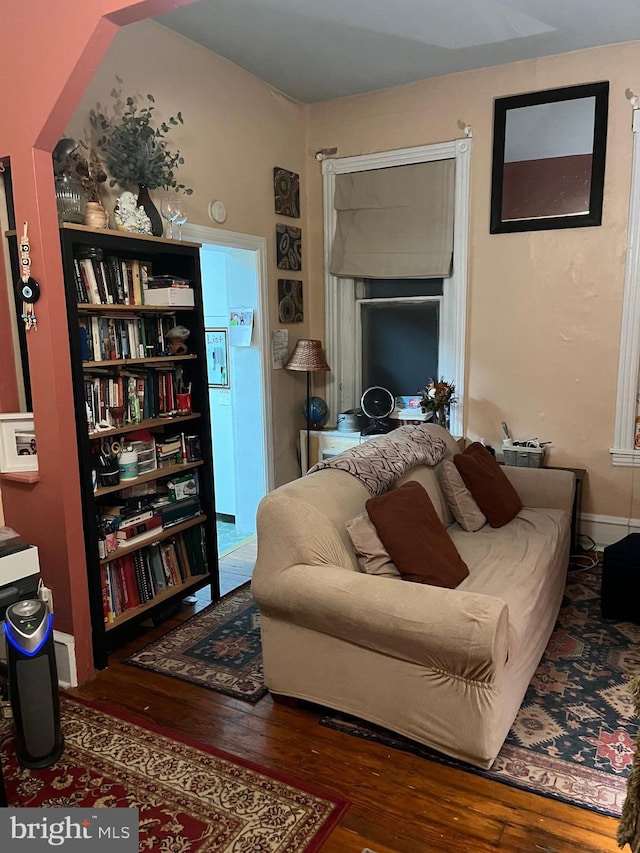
[329,159,455,279]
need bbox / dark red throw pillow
[365,481,469,587]
[453,442,522,528]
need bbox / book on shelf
[74,251,158,306]
[146,275,191,288]
[79,315,177,362]
[147,543,168,592]
[84,367,181,429]
[100,528,207,621]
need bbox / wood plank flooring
[68,541,624,852]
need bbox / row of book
[85,369,181,429]
[74,253,192,307]
[78,314,176,362]
[74,255,151,306]
[100,525,208,623]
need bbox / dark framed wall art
[276,223,302,271]
[273,167,300,218]
[278,279,303,323]
[490,81,609,234]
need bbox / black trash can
[601,533,640,622]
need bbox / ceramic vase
[136,184,163,237]
[84,202,108,229]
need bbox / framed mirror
[490,81,609,234]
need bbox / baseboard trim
[579,513,637,550]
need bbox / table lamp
[285,339,330,472]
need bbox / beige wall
[306,42,640,520]
[64,21,640,520]
[65,20,309,486]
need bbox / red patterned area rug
[321,564,638,817]
[123,582,266,703]
[0,696,348,852]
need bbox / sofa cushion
[365,480,469,587]
[453,442,522,528]
[438,460,487,531]
[346,513,401,578]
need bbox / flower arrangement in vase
[419,378,457,428]
[90,83,192,237]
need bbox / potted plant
[90,86,192,236]
[71,142,108,227]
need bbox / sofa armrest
[502,466,574,512]
[253,565,509,684]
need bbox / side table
[300,429,363,474]
[546,466,586,553]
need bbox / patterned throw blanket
[306,424,447,495]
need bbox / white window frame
[612,109,640,466]
[322,139,471,437]
[355,295,442,398]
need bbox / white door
[183,224,273,536]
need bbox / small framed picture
[0,413,38,473]
[205,329,230,388]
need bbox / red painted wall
[0,0,197,682]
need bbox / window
[612,109,640,465]
[322,139,471,437]
[358,278,443,398]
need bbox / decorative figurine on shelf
[113,191,152,235]
[127,377,141,424]
[166,325,190,355]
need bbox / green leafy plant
[90,87,192,194]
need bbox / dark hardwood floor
[68,542,623,853]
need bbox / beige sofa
[251,425,575,769]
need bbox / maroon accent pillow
[365,481,469,587]
[453,442,522,528]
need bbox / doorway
[182,224,273,594]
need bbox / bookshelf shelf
[88,412,200,439]
[83,354,197,369]
[99,514,207,564]
[58,225,219,669]
[94,459,204,497]
[105,572,210,631]
[77,304,195,314]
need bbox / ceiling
[156,0,640,103]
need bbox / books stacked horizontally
[152,472,201,528]
[143,274,194,307]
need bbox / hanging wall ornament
[16,222,40,331]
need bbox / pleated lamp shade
[284,339,330,373]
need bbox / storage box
[167,472,199,502]
[0,538,39,585]
[129,438,157,475]
[143,287,194,307]
[502,446,547,467]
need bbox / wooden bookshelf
[57,224,219,668]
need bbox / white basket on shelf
[502,445,547,468]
